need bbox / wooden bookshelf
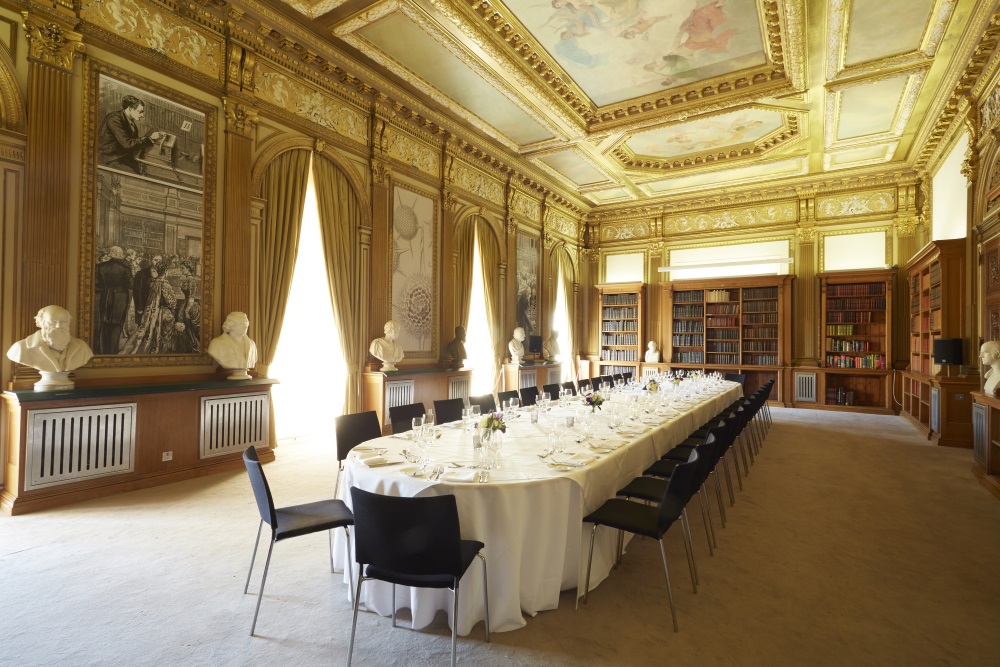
[663,275,792,402]
[597,282,645,377]
[901,240,975,447]
[817,269,894,413]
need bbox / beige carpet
[3,408,999,666]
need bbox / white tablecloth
[333,381,742,635]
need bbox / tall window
[553,259,573,382]
[270,163,347,442]
[466,226,495,395]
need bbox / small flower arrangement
[478,411,507,433]
[646,379,659,392]
[585,392,605,412]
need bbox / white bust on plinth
[542,331,560,361]
[370,319,404,372]
[208,312,258,380]
[509,326,526,365]
[645,340,661,363]
[6,305,93,391]
[981,341,1000,396]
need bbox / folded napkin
[441,469,478,483]
[553,452,598,466]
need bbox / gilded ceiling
[271,0,981,208]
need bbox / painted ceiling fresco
[274,0,971,206]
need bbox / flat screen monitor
[528,335,542,354]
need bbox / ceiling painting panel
[536,148,610,186]
[643,156,807,193]
[503,0,767,107]
[624,108,784,158]
[835,76,908,139]
[844,0,937,66]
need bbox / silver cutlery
[478,469,489,483]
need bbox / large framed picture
[78,61,216,366]
[391,184,437,357]
[516,231,540,338]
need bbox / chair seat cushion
[275,499,354,541]
[617,476,667,503]
[584,498,682,540]
[364,540,484,589]
[644,458,682,477]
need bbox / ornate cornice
[22,12,85,73]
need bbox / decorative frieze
[452,160,504,207]
[663,201,798,234]
[601,219,651,241]
[816,189,896,219]
[80,0,222,80]
[509,189,540,223]
[386,127,439,178]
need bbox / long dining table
[333,378,742,635]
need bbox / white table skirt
[333,381,742,635]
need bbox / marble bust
[7,305,94,391]
[370,319,404,371]
[542,331,560,361]
[508,326,526,365]
[645,340,661,363]
[208,311,258,380]
[444,325,467,370]
[981,341,1000,396]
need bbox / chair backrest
[561,381,577,396]
[351,487,463,576]
[497,390,519,407]
[542,383,561,400]
[612,373,624,384]
[334,411,383,462]
[658,457,699,532]
[725,373,747,388]
[519,386,539,407]
[388,402,425,434]
[600,375,614,389]
[622,372,633,383]
[469,393,497,414]
[433,398,466,424]
[579,378,592,392]
[243,447,277,528]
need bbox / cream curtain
[476,223,505,392]
[256,148,311,369]
[558,248,578,384]
[453,216,480,330]
[312,154,365,414]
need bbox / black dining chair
[519,385,539,407]
[434,398,466,424]
[348,488,489,667]
[578,378,592,393]
[469,394,497,414]
[724,372,747,388]
[582,457,700,632]
[497,389,519,407]
[388,402,425,434]
[599,375,614,389]
[561,381,577,396]
[612,373,624,385]
[622,372,633,384]
[542,383,561,400]
[334,410,383,498]
[242,447,355,636]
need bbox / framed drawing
[78,61,216,366]
[516,232,540,338]
[391,184,437,356]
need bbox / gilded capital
[22,13,85,72]
[372,159,391,185]
[443,189,459,213]
[961,144,979,182]
[797,226,816,244]
[895,216,921,238]
[580,247,600,261]
[223,100,258,138]
[506,215,518,236]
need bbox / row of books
[601,349,639,361]
[743,327,778,338]
[672,351,705,363]
[743,354,778,365]
[743,287,778,300]
[706,342,740,353]
[601,307,638,319]
[601,321,638,332]
[827,283,886,297]
[673,321,705,333]
[826,353,886,369]
[826,387,856,406]
[744,313,779,324]
[674,290,704,303]
[601,333,639,346]
[826,297,886,311]
[705,289,737,303]
[707,317,739,327]
[743,301,777,313]
[706,304,740,315]
[674,305,705,318]
[743,340,778,352]
[826,338,876,352]
[706,328,740,339]
[602,294,638,305]
[826,311,876,324]
[706,353,739,364]
[672,334,704,346]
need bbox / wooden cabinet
[972,392,1000,501]
[817,269,894,412]
[663,275,792,402]
[596,282,645,377]
[363,368,473,434]
[900,240,973,446]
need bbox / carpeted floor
[2,408,999,666]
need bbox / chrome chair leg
[343,526,355,602]
[680,509,698,592]
[738,432,752,472]
[392,584,397,628]
[583,523,598,604]
[250,539,275,636]
[721,457,735,505]
[698,486,716,553]
[451,580,459,667]
[711,471,727,527]
[347,573,365,667]
[658,539,679,633]
[244,520,264,594]
[477,552,490,642]
[730,449,744,491]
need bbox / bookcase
[597,282,645,377]
[900,240,975,446]
[664,275,792,402]
[817,269,894,413]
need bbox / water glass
[471,404,481,419]
[411,415,424,432]
[424,409,435,427]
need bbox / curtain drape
[558,249,578,384]
[476,223,504,393]
[256,148,311,370]
[453,216,479,330]
[312,154,365,414]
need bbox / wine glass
[411,415,424,432]
[424,409,435,428]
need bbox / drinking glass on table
[424,409,435,428]
[412,415,424,433]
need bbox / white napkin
[441,469,478,483]
[361,456,390,467]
